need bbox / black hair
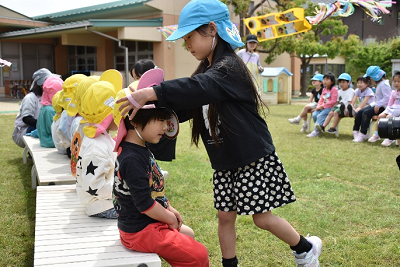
[337,79,350,83]
[393,71,400,80]
[124,108,172,131]
[357,76,371,84]
[129,59,156,79]
[323,72,335,88]
[31,84,43,97]
[188,24,267,148]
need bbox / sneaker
[353,133,368,142]
[381,138,395,147]
[289,117,301,125]
[300,122,308,133]
[352,131,359,141]
[294,235,322,267]
[307,130,320,138]
[368,134,381,143]
[339,104,346,117]
[316,124,325,133]
[347,104,355,117]
[326,127,337,134]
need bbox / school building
[0,0,398,98]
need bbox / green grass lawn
[1,104,400,266]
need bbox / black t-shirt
[153,49,275,170]
[113,141,168,233]
[311,87,323,103]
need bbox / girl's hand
[167,211,179,230]
[374,106,379,114]
[116,87,157,119]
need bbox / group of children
[289,66,400,147]
[12,0,326,266]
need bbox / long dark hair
[189,24,267,147]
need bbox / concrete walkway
[0,97,20,114]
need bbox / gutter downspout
[85,26,129,87]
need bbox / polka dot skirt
[213,152,296,215]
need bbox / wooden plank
[30,150,75,187]
[23,135,55,153]
[34,185,161,267]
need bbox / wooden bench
[22,135,54,164]
[22,135,75,189]
[34,184,161,267]
[307,113,377,138]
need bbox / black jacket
[153,50,275,170]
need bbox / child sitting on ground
[113,69,209,266]
[348,76,375,118]
[37,76,63,148]
[307,72,338,137]
[317,73,354,134]
[75,80,118,219]
[368,71,400,146]
[289,73,323,132]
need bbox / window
[114,41,153,71]
[67,46,97,73]
[20,43,53,80]
[302,63,346,87]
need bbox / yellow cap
[113,81,139,127]
[52,91,63,121]
[99,69,123,92]
[80,81,117,138]
[61,74,86,110]
[66,76,100,117]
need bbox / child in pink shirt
[307,72,338,137]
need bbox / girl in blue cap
[117,0,321,266]
[367,71,400,146]
[353,66,391,142]
[317,73,354,134]
[289,73,324,132]
[307,72,338,137]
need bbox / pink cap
[41,76,63,106]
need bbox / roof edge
[32,0,151,20]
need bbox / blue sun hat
[166,0,244,49]
[338,73,351,81]
[364,66,385,81]
[310,74,323,82]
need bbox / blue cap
[338,73,351,81]
[364,66,385,81]
[310,74,323,82]
[166,0,244,49]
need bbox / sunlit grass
[1,103,400,266]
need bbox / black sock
[290,235,312,254]
[222,256,238,267]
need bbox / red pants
[119,223,209,267]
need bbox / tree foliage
[222,0,349,96]
[341,37,400,82]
